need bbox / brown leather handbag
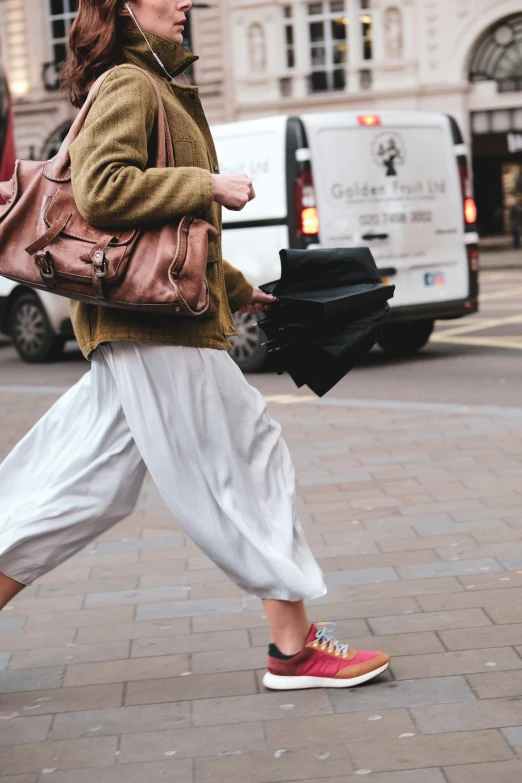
[0,65,218,316]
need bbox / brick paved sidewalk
[1,389,522,782]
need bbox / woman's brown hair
[61,0,126,107]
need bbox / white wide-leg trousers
[0,342,326,600]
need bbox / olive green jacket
[69,29,253,359]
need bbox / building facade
[3,0,522,235]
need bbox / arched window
[470,14,522,92]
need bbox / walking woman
[0,0,389,689]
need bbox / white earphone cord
[124,3,190,85]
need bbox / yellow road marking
[264,394,316,404]
[432,334,522,350]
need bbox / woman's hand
[211,173,256,211]
[239,287,277,315]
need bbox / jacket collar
[122,28,198,81]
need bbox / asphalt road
[0,268,521,408]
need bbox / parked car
[0,280,73,362]
[214,110,479,370]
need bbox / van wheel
[9,293,65,363]
[229,312,268,372]
[378,319,434,357]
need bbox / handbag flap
[44,190,136,245]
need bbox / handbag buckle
[34,251,54,279]
[93,250,107,278]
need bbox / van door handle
[362,233,389,240]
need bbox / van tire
[229,312,268,373]
[378,319,434,357]
[9,293,65,363]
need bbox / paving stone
[51,701,191,739]
[191,645,267,674]
[0,776,39,783]
[124,670,257,705]
[194,745,353,782]
[0,650,12,670]
[0,684,124,715]
[43,759,194,783]
[7,595,84,616]
[93,535,184,553]
[391,647,522,679]
[444,760,522,783]
[89,561,187,579]
[501,726,522,749]
[36,576,139,597]
[439,624,522,651]
[329,676,475,712]
[0,737,118,774]
[0,715,52,746]
[9,640,130,669]
[0,666,64,693]
[369,608,492,635]
[131,629,250,658]
[0,615,26,634]
[312,595,420,618]
[63,654,190,687]
[192,690,333,726]
[286,774,445,783]
[25,606,136,631]
[119,723,266,763]
[323,568,399,586]
[413,699,522,733]
[484,603,522,624]
[0,628,76,653]
[396,559,504,579]
[264,708,415,748]
[348,729,513,771]
[348,631,445,656]
[467,670,522,699]
[75,618,191,644]
[136,598,245,620]
[417,587,522,612]
[349,577,464,600]
[84,585,190,607]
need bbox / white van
[214,110,479,371]
[0,279,73,362]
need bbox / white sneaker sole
[262,661,390,690]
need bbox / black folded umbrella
[259,247,395,397]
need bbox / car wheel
[378,319,434,357]
[9,293,65,363]
[229,312,268,372]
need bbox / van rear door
[212,116,289,288]
[302,111,469,309]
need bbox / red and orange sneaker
[262,622,390,690]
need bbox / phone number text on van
[359,211,433,226]
[331,180,447,201]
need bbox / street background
[1,257,522,781]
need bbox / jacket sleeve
[69,67,214,228]
[222,260,254,313]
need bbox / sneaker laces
[315,622,349,655]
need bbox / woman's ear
[118,2,132,17]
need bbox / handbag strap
[48,64,175,181]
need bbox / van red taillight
[458,159,476,227]
[358,115,381,126]
[295,170,319,238]
[464,198,477,225]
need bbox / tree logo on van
[371,132,405,177]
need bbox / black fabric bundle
[259,247,395,397]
